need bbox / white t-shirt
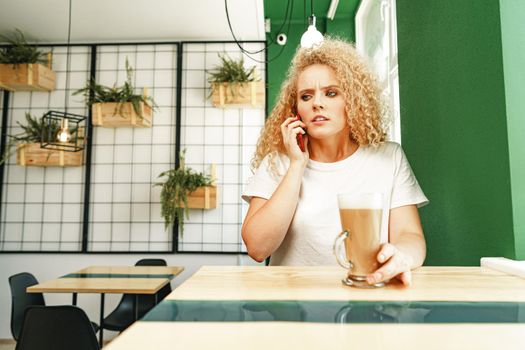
[241,142,428,266]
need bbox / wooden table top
[102,266,525,350]
[27,265,184,294]
[75,266,184,275]
[106,322,525,350]
[168,265,525,302]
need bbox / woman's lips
[311,115,329,125]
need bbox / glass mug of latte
[333,192,385,288]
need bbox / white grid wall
[0,41,266,254]
[88,44,179,252]
[179,43,265,253]
[0,46,90,251]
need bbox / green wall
[499,0,525,259]
[396,0,516,265]
[265,2,356,112]
[266,0,523,265]
[266,21,311,112]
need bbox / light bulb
[56,118,71,143]
[300,15,324,48]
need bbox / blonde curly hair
[251,37,388,173]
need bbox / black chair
[15,305,100,350]
[9,272,99,341]
[102,258,171,332]
[9,272,45,341]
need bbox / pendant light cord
[64,0,72,112]
[224,0,292,63]
[304,0,307,27]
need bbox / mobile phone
[295,114,306,152]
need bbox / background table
[104,266,525,350]
[27,265,184,344]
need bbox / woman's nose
[313,92,324,109]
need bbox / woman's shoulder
[258,152,290,177]
[259,152,289,166]
[361,141,401,157]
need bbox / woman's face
[296,64,349,141]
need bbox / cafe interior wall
[1,0,523,340]
[268,0,525,265]
[264,0,359,112]
[0,1,267,340]
[0,39,269,338]
[396,0,525,264]
[0,47,264,340]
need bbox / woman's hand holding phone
[280,115,308,163]
[295,115,306,152]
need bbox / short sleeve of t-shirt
[390,144,429,209]
[241,154,284,203]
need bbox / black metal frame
[40,110,87,152]
[0,39,267,255]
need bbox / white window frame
[355,0,401,143]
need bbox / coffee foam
[337,193,383,209]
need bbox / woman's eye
[300,95,312,101]
[326,90,337,97]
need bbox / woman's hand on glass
[366,243,414,287]
[280,116,308,164]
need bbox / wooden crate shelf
[92,101,152,127]
[16,143,83,167]
[182,164,217,209]
[185,186,217,209]
[0,59,55,92]
[211,81,264,108]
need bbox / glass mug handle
[333,230,353,270]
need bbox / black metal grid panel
[0,40,266,254]
[0,46,91,251]
[177,42,266,253]
[88,44,178,252]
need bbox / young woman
[241,38,428,287]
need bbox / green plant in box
[73,58,157,119]
[0,29,50,66]
[207,53,259,100]
[0,113,82,164]
[155,150,213,236]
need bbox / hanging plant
[0,29,55,91]
[73,58,157,126]
[0,113,83,167]
[0,29,50,65]
[207,53,264,107]
[207,53,258,85]
[155,150,215,236]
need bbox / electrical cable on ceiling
[225,0,291,53]
[224,0,293,63]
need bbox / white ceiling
[0,0,265,43]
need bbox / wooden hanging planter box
[211,81,264,108]
[16,143,83,167]
[184,186,217,209]
[181,164,217,209]
[0,54,56,91]
[92,101,152,128]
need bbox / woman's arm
[366,204,426,286]
[241,161,306,262]
[242,116,308,262]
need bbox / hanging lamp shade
[40,110,86,152]
[300,15,324,48]
[40,0,87,153]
